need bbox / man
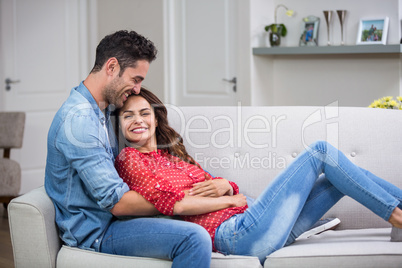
[45,30,211,267]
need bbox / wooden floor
[0,205,14,268]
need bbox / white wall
[93,0,402,107]
[250,0,402,107]
[249,0,275,106]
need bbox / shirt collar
[75,81,112,121]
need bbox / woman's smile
[131,127,148,134]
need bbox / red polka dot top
[115,147,248,250]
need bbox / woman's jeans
[214,141,402,264]
[100,217,211,268]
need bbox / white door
[0,0,87,193]
[166,0,240,106]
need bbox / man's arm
[112,190,247,217]
[110,190,160,217]
[115,149,247,217]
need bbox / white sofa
[8,106,402,267]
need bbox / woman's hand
[173,193,247,215]
[224,194,247,208]
[189,178,233,197]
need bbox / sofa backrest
[168,106,402,229]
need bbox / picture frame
[356,17,389,45]
[299,16,320,46]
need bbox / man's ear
[105,57,120,76]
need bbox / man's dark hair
[91,30,157,75]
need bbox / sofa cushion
[57,246,262,268]
[265,228,402,267]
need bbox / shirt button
[95,239,99,243]
[189,173,193,176]
[156,184,160,188]
[350,152,356,157]
[291,152,297,158]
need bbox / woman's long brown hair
[116,88,201,168]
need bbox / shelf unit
[252,44,402,56]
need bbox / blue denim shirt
[45,82,129,251]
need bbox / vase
[337,10,347,45]
[269,24,284,47]
[323,11,333,46]
[270,32,281,46]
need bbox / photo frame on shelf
[299,16,320,46]
[356,17,389,45]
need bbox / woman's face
[119,95,157,152]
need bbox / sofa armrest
[8,186,62,268]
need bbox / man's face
[103,60,150,108]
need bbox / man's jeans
[215,141,402,264]
[101,217,211,268]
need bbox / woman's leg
[214,141,401,264]
[285,167,402,245]
[358,167,402,209]
[284,174,344,245]
[101,217,211,268]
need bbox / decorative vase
[323,11,333,46]
[337,10,347,45]
[269,24,284,47]
[270,32,281,46]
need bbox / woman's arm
[173,194,247,215]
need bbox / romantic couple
[45,30,402,267]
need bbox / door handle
[5,78,21,91]
[223,77,237,92]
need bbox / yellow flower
[382,96,393,102]
[368,100,381,108]
[369,96,402,110]
[286,10,294,17]
[389,100,398,107]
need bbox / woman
[115,89,402,264]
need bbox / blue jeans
[100,217,211,268]
[214,141,402,264]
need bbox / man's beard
[103,79,124,108]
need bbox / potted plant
[264,5,294,47]
[265,24,288,47]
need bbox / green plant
[264,24,287,37]
[264,5,294,37]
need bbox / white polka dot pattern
[115,147,248,250]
